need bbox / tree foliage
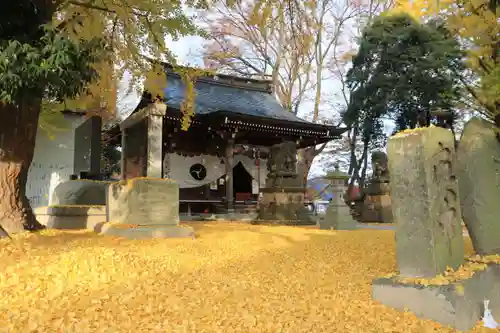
[345,13,464,134]
[342,13,464,191]
[0,25,105,104]
[0,0,222,235]
[392,0,500,118]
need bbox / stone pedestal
[457,117,500,255]
[101,178,194,239]
[387,127,464,278]
[256,142,312,225]
[359,151,393,223]
[373,263,500,332]
[257,188,312,224]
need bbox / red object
[235,192,252,201]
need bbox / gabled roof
[163,70,312,125]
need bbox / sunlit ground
[0,223,494,333]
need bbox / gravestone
[102,178,194,239]
[319,165,357,230]
[387,127,464,278]
[74,116,102,178]
[456,117,500,254]
[256,142,312,225]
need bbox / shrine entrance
[233,162,253,202]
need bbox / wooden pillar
[225,138,235,212]
[120,129,127,180]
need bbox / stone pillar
[225,139,234,212]
[387,127,464,278]
[456,117,500,255]
[119,103,166,180]
[146,114,163,178]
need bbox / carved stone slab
[387,127,464,278]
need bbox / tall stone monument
[371,127,500,331]
[387,127,464,277]
[319,165,357,230]
[256,142,312,225]
[456,117,500,255]
[360,151,393,223]
[73,116,102,178]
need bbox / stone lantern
[319,164,357,230]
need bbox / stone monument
[387,127,464,277]
[372,127,500,331]
[101,178,194,239]
[256,142,312,225]
[73,116,102,178]
[456,117,500,255]
[359,151,393,223]
[319,165,357,230]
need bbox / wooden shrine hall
[105,64,346,214]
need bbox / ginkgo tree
[0,0,216,236]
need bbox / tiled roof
[164,74,312,124]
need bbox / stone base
[107,178,179,225]
[372,263,500,332]
[97,223,195,240]
[257,190,312,224]
[319,204,357,230]
[35,206,107,230]
[50,180,111,206]
[359,194,393,223]
[251,219,314,226]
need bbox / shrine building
[104,64,346,215]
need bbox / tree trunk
[0,99,45,236]
[297,147,314,188]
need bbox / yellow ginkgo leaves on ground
[0,223,494,333]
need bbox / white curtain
[165,153,225,188]
[234,155,268,188]
[164,153,268,189]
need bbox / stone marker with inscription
[369,127,500,332]
[387,127,464,277]
[101,178,194,239]
[456,117,500,255]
